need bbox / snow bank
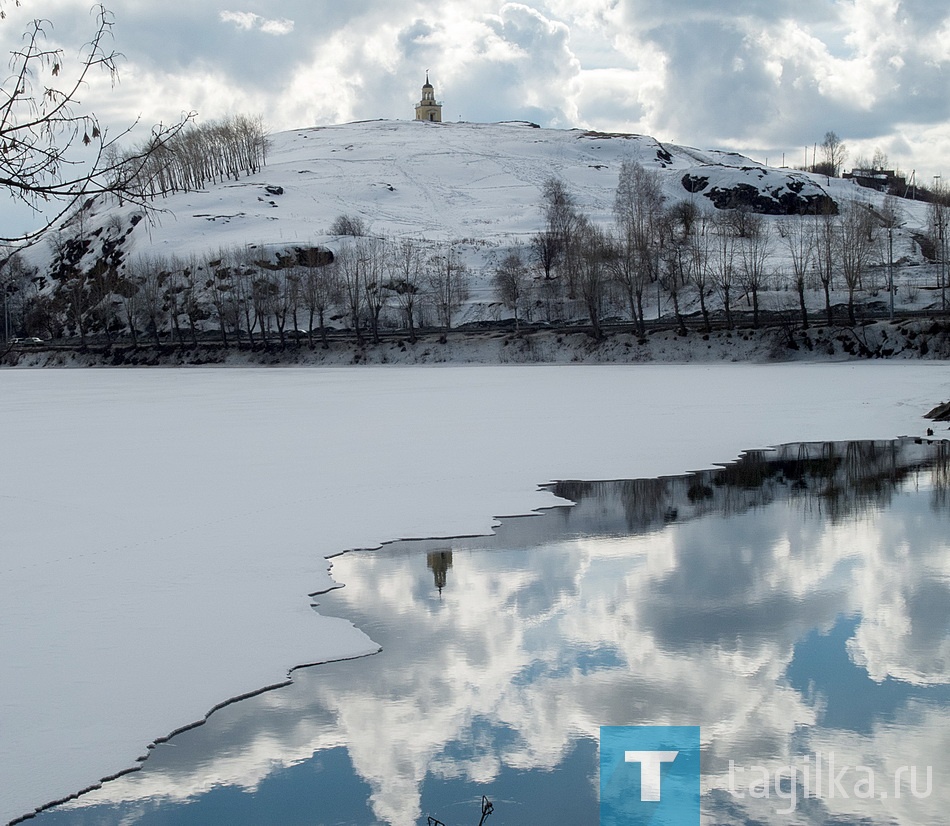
[1,363,948,823]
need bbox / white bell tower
[414,73,442,122]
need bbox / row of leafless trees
[496,163,910,337]
[10,235,474,348]
[115,115,268,200]
[3,169,941,346]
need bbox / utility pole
[888,225,895,320]
[867,201,903,321]
[940,208,948,313]
[936,175,947,311]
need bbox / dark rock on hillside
[681,173,838,215]
[293,246,334,267]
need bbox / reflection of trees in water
[550,438,950,534]
[930,441,950,512]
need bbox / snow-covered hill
[27,118,910,268]
[14,119,941,340]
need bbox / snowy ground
[1,363,949,824]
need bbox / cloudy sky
[6,0,950,183]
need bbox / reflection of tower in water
[427,550,453,594]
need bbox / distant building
[843,168,906,193]
[414,73,442,122]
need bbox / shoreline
[4,318,950,368]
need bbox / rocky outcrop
[682,167,838,215]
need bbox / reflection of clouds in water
[60,441,950,826]
[705,702,950,825]
[847,489,950,686]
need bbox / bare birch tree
[738,213,773,328]
[336,244,365,344]
[839,201,877,324]
[385,238,425,343]
[711,214,737,328]
[493,245,532,332]
[426,243,469,342]
[613,160,665,335]
[300,247,339,348]
[782,216,814,329]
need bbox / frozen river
[1,364,948,823]
[29,438,950,825]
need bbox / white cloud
[1,0,950,179]
[219,10,294,35]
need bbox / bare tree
[874,195,904,318]
[727,205,757,239]
[613,159,665,335]
[573,217,611,339]
[229,258,257,345]
[385,238,425,343]
[609,223,642,334]
[426,243,469,342]
[336,243,365,344]
[812,206,838,326]
[0,5,191,246]
[541,177,580,294]
[493,245,532,332]
[300,246,339,348]
[711,214,737,328]
[250,269,280,346]
[0,252,37,340]
[86,257,121,343]
[272,271,295,348]
[738,213,773,328]
[928,183,949,310]
[131,254,169,347]
[178,255,208,346]
[358,237,388,344]
[668,199,700,241]
[121,114,266,199]
[819,131,847,177]
[660,239,689,336]
[203,254,233,346]
[782,216,814,328]
[839,201,876,324]
[614,159,665,236]
[687,232,713,333]
[529,229,561,281]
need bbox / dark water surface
[33,439,950,825]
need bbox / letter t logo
[625,751,679,801]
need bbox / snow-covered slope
[24,119,889,272]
